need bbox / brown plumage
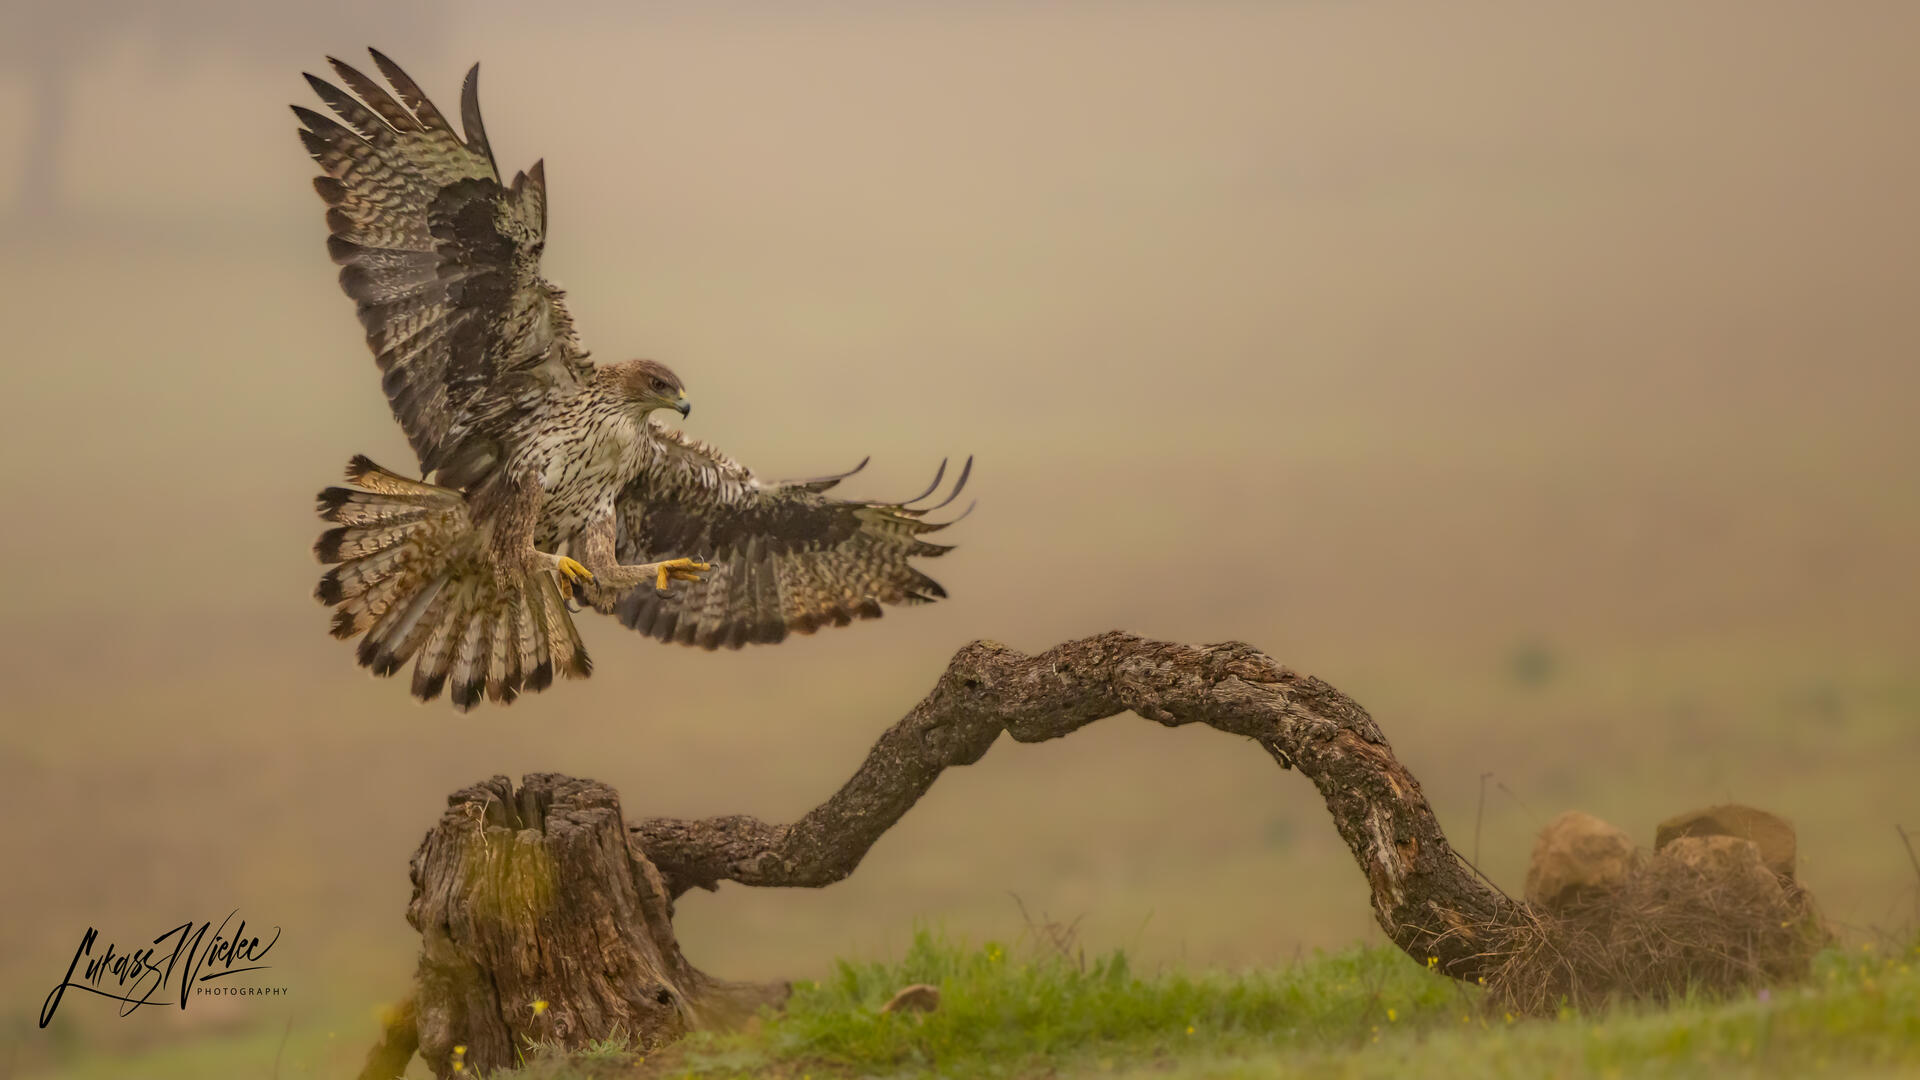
[610,433,969,649]
[298,51,969,710]
[315,457,589,709]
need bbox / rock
[1525,810,1637,909]
[1654,835,1785,901]
[1655,804,1795,880]
[879,984,941,1015]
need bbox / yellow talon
[555,556,593,586]
[655,558,711,591]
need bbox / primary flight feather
[296,50,969,710]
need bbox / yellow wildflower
[531,1000,550,1017]
[1387,1008,1398,1022]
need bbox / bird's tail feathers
[313,455,590,710]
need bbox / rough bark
[631,632,1519,980]
[402,632,1522,1075]
[404,774,787,1078]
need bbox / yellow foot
[553,556,594,588]
[654,557,712,593]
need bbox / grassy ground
[478,931,1920,1080]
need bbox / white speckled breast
[514,390,649,546]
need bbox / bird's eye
[651,378,669,392]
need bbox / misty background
[2,1,1916,1074]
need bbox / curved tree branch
[631,631,1518,981]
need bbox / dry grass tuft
[1482,850,1828,1016]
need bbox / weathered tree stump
[398,774,786,1078]
[382,632,1525,1078]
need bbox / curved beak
[674,395,691,419]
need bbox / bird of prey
[295,50,969,710]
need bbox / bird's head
[612,358,690,420]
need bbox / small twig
[1897,824,1920,925]
[1008,893,1085,970]
[1452,848,1517,904]
[1474,771,1492,868]
[270,1015,293,1080]
[1495,779,1539,825]
[1009,891,1034,931]
[1127,908,1156,958]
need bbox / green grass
[492,932,1920,1080]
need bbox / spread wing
[294,50,588,478]
[607,425,970,649]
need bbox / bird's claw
[654,557,711,594]
[554,556,594,587]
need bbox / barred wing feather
[294,50,586,476]
[610,426,969,649]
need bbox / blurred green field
[3,3,1918,1076]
